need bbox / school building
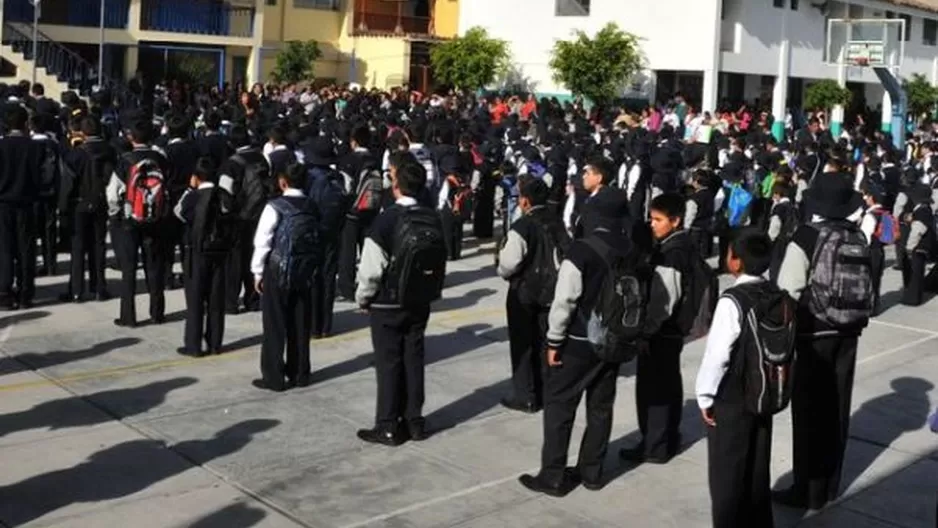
[460,0,938,118]
[0,0,460,97]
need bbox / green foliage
[172,53,215,85]
[272,40,322,84]
[902,73,938,118]
[804,79,852,112]
[549,22,644,105]
[430,27,511,90]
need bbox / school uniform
[221,146,269,312]
[901,202,936,306]
[696,275,775,528]
[251,188,313,390]
[0,131,44,309]
[686,187,715,258]
[767,197,795,281]
[337,147,379,299]
[176,183,228,356]
[163,137,202,289]
[32,133,62,276]
[356,196,435,440]
[860,204,887,312]
[892,189,912,270]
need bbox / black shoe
[312,333,324,340]
[176,347,205,357]
[407,422,428,442]
[58,293,82,303]
[518,473,579,498]
[19,300,33,309]
[500,397,540,414]
[251,378,285,392]
[151,315,166,325]
[287,375,312,389]
[113,318,136,328]
[96,291,112,302]
[618,443,672,465]
[225,308,240,315]
[0,301,18,312]
[566,468,603,491]
[357,427,405,446]
[771,486,810,508]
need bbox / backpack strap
[582,236,613,266]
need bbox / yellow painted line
[0,305,505,393]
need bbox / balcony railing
[352,11,432,37]
[5,0,129,28]
[141,0,254,38]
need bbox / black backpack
[232,153,273,221]
[516,211,571,308]
[667,237,719,342]
[582,237,652,364]
[307,167,348,239]
[194,188,237,255]
[75,143,113,213]
[724,281,797,416]
[38,139,60,199]
[269,197,322,291]
[388,206,448,307]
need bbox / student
[337,124,380,300]
[497,178,570,413]
[900,184,936,306]
[620,192,693,465]
[30,113,62,277]
[774,175,871,510]
[696,229,779,528]
[175,157,232,357]
[355,161,447,446]
[439,154,467,261]
[685,170,716,258]
[767,181,797,282]
[163,113,201,290]
[860,183,890,314]
[250,163,318,392]
[519,185,630,497]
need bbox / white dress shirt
[695,274,764,410]
[250,188,305,281]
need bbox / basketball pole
[831,24,849,138]
[771,2,790,142]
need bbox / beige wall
[347,37,409,88]
[433,0,459,38]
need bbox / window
[266,0,276,5]
[293,0,337,9]
[925,19,937,46]
[790,0,798,10]
[555,0,590,16]
[773,0,796,8]
[901,14,912,41]
[773,0,784,7]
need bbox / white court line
[339,470,532,528]
[869,318,938,336]
[858,334,938,366]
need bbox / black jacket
[0,132,45,204]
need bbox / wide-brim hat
[303,136,336,166]
[804,172,864,219]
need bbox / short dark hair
[267,125,287,145]
[388,150,417,170]
[395,162,426,198]
[204,111,222,131]
[128,120,154,144]
[650,192,686,220]
[280,162,308,190]
[192,156,217,183]
[729,228,772,275]
[585,155,613,185]
[166,113,190,139]
[3,104,28,131]
[228,124,251,148]
[80,116,101,137]
[520,178,549,206]
[771,182,790,197]
[31,83,44,96]
[350,124,370,147]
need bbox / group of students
[1,78,937,527]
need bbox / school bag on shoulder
[307,167,348,239]
[195,188,237,255]
[725,181,753,228]
[674,243,720,343]
[871,209,900,245]
[388,206,448,307]
[352,167,384,214]
[413,146,438,188]
[516,213,572,308]
[447,174,474,220]
[724,281,797,416]
[231,153,273,221]
[74,143,113,213]
[268,198,322,291]
[38,139,61,200]
[123,156,168,224]
[581,237,652,364]
[806,221,873,329]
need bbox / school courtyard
[0,235,935,528]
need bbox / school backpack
[666,236,719,342]
[806,221,873,329]
[447,175,474,220]
[724,281,797,416]
[232,152,273,221]
[74,142,114,213]
[871,209,900,245]
[123,156,168,224]
[268,197,321,291]
[725,181,753,228]
[413,146,438,189]
[516,212,572,308]
[307,167,348,239]
[387,206,448,307]
[352,168,384,214]
[38,139,60,199]
[194,188,237,255]
[582,237,652,364]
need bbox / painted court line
[869,318,938,336]
[857,334,938,366]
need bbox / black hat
[303,136,336,167]
[804,173,864,219]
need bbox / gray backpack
[806,222,873,329]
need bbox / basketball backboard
[825,18,905,69]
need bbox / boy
[900,184,936,306]
[696,229,778,528]
[685,170,716,258]
[250,163,318,392]
[767,181,797,281]
[860,183,889,314]
[175,157,232,357]
[356,162,447,446]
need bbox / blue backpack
[307,167,348,240]
[269,197,322,291]
[725,181,753,228]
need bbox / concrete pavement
[0,235,936,528]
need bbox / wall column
[127,0,142,31]
[772,0,790,141]
[123,46,139,80]
[701,0,722,112]
[247,45,263,86]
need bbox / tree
[430,27,510,90]
[549,22,644,105]
[903,73,938,119]
[271,40,322,84]
[172,53,216,85]
[804,79,852,113]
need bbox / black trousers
[260,271,312,389]
[707,398,774,528]
[791,335,858,508]
[34,200,57,274]
[312,242,338,336]
[901,250,928,306]
[540,339,618,484]
[184,252,226,353]
[163,216,185,286]
[337,214,373,300]
[0,203,36,306]
[506,288,546,405]
[895,223,910,270]
[114,222,166,324]
[225,218,260,312]
[370,305,431,431]
[472,178,495,239]
[69,208,107,297]
[870,243,885,312]
[635,337,684,459]
[440,208,463,261]
[689,227,711,259]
